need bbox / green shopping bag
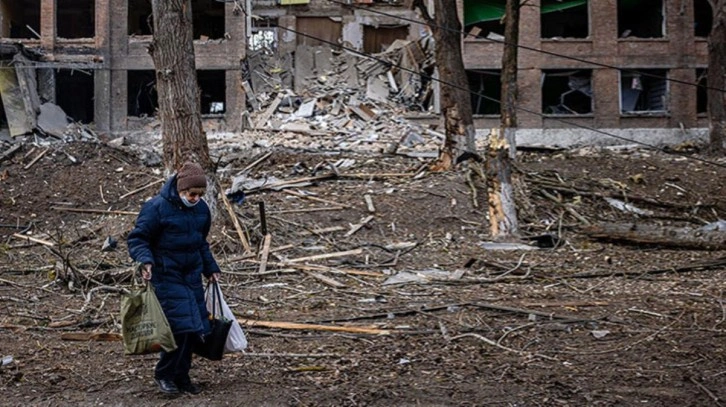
[121,283,177,355]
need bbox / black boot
[154,378,180,395]
[175,380,202,395]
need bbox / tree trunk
[486,0,519,237]
[149,0,218,212]
[415,0,476,171]
[707,0,726,155]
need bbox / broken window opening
[128,0,153,36]
[250,18,278,53]
[198,70,225,115]
[58,0,95,39]
[1,0,41,39]
[696,68,707,114]
[363,24,409,54]
[192,0,225,40]
[618,0,664,38]
[467,69,501,116]
[542,69,593,115]
[56,69,94,123]
[620,69,668,114]
[541,0,589,39]
[694,0,713,38]
[128,70,158,118]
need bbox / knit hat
[176,162,207,191]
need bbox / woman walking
[127,161,221,395]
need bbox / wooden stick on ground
[238,319,390,335]
[258,234,272,274]
[11,233,55,247]
[219,182,252,253]
[287,248,363,264]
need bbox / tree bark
[486,0,519,237]
[149,0,212,172]
[149,0,217,213]
[415,0,476,171]
[707,0,726,155]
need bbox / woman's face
[179,188,206,204]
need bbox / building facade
[460,0,712,145]
[0,0,715,146]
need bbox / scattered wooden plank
[269,206,345,214]
[11,233,55,247]
[283,189,352,208]
[24,147,48,170]
[287,248,363,264]
[258,234,272,274]
[60,332,122,342]
[364,194,376,213]
[254,93,283,128]
[304,271,346,288]
[0,144,21,162]
[345,215,374,237]
[238,319,390,335]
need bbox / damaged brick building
[0,0,716,146]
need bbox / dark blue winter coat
[127,174,220,336]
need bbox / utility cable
[270,20,726,169]
[326,0,725,94]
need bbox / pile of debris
[242,36,446,156]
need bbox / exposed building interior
[620,69,668,113]
[542,70,593,115]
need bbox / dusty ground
[1,134,725,407]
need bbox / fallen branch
[583,222,726,250]
[219,182,252,253]
[60,332,122,342]
[51,207,138,216]
[287,248,363,264]
[11,233,55,247]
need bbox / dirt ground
[1,134,725,407]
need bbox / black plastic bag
[193,281,232,361]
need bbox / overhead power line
[326,0,725,94]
